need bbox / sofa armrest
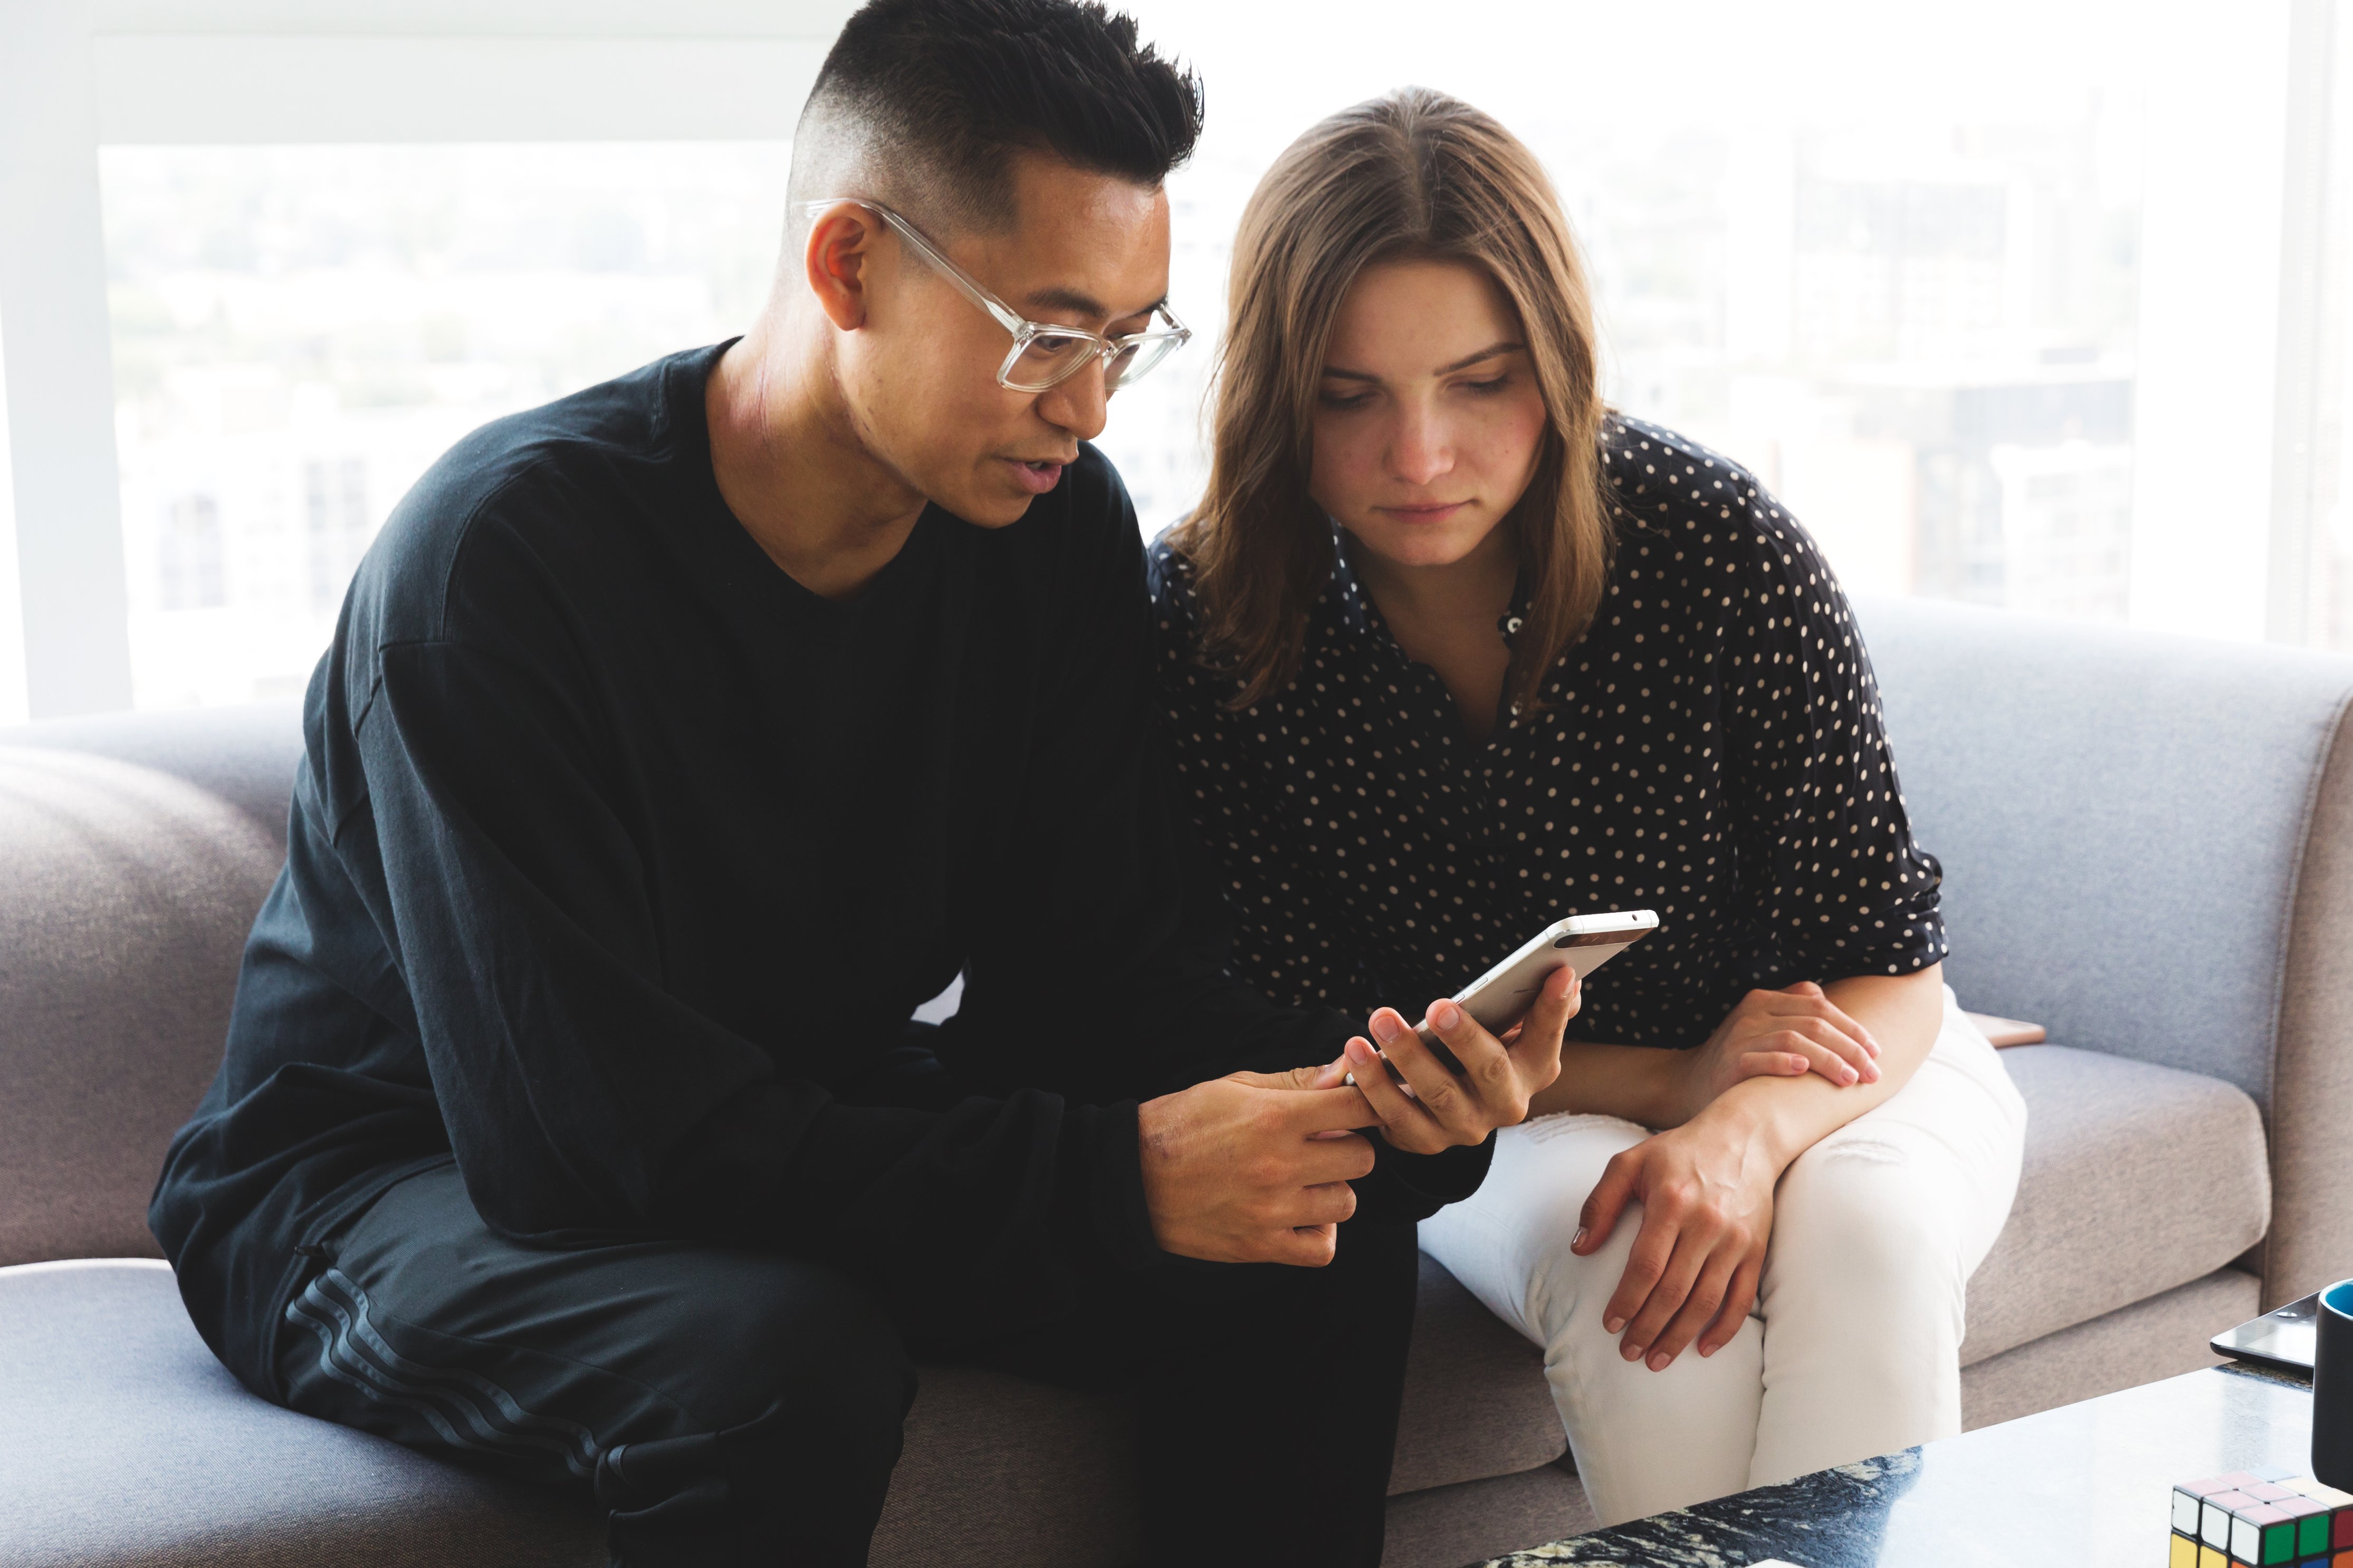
[2269,703,2353,1304]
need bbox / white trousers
[1417,989,2027,1525]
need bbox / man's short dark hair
[787,0,1203,234]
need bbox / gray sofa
[0,594,2341,1567]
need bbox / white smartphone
[1416,909,1659,1047]
[1351,911,1660,1083]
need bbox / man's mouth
[1006,458,1068,494]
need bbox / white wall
[0,312,30,728]
[0,0,134,719]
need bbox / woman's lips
[1378,501,1469,523]
[1006,458,1066,494]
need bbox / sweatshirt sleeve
[346,617,1152,1340]
[931,464,1364,1104]
[922,473,1489,1219]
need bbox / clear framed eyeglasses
[798,198,1191,394]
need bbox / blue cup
[2316,1281,2353,1489]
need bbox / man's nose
[1035,357,1111,443]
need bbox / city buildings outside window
[89,0,2352,707]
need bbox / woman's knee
[1422,1117,1646,1344]
[1770,1142,1960,1305]
[1520,1195,1651,1352]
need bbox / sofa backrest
[1859,594,2353,1102]
[1859,596,2353,1303]
[0,704,300,1265]
[8,614,2353,1295]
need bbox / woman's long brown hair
[1172,88,1613,713]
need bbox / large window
[7,0,2343,717]
[103,142,791,706]
[1097,0,2158,618]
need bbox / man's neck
[705,314,929,602]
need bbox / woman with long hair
[1150,89,2027,1524]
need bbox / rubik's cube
[2172,1469,2353,1568]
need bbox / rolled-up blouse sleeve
[1716,492,1948,985]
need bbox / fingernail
[1431,1000,1461,1032]
[1572,1227,1589,1250]
[1346,1037,1376,1063]
[1866,1035,1883,1056]
[1621,1340,1644,1361]
[1842,1066,1857,1084]
[1370,1012,1402,1043]
[1649,1352,1671,1371]
[1699,1343,1716,1358]
[1604,1315,1625,1334]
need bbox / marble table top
[1479,1364,2313,1568]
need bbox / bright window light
[1096,0,2155,624]
[86,0,2353,709]
[101,141,791,708]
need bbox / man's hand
[1136,1072,1381,1266]
[1337,966,1577,1155]
[1656,982,1880,1127]
[1571,1104,1780,1370]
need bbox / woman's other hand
[1328,965,1579,1154]
[1660,982,1880,1126]
[1572,1106,1780,1369]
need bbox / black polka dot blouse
[1146,415,1948,1051]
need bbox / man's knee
[657,1256,915,1449]
[587,1261,914,1566]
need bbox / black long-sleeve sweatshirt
[151,344,1488,1383]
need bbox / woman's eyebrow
[1321,340,1527,382]
[1437,340,1525,373]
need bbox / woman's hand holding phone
[1333,965,1580,1154]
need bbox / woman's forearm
[1699,966,1946,1164]
[1528,964,1949,1140]
[1526,1040,1688,1125]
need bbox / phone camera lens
[1554,936,1576,948]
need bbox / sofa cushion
[0,747,287,1265]
[1959,1045,2270,1365]
[0,1258,602,1567]
[2,1253,1554,1568]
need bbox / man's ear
[802,207,878,332]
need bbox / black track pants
[271,1161,1420,1567]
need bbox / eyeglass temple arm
[798,198,1028,338]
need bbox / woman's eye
[1318,391,1374,411]
[1461,376,1513,396]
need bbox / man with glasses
[150,1,1561,1564]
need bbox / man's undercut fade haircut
[788,0,1203,235]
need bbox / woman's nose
[1389,406,1452,486]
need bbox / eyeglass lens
[1004,331,1182,393]
[1008,333,1100,390]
